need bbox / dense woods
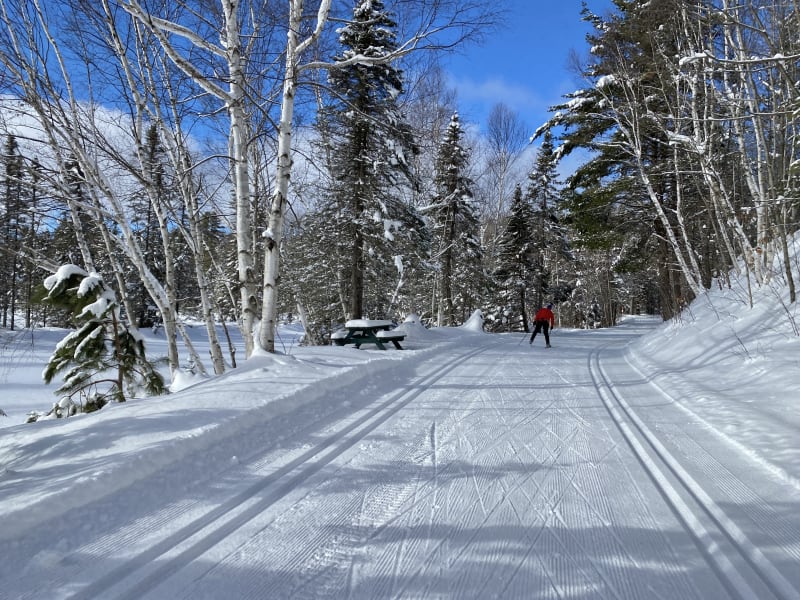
[1,0,799,392]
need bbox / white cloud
[449,75,545,115]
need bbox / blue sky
[444,0,613,137]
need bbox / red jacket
[533,307,555,329]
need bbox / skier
[529,303,555,348]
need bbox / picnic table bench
[331,319,405,350]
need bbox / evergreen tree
[540,0,724,319]
[492,184,535,331]
[22,158,48,328]
[129,125,168,327]
[1,134,26,329]
[282,211,349,344]
[49,154,110,286]
[321,0,423,321]
[525,130,570,310]
[427,113,483,326]
[42,265,166,411]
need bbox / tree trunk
[259,0,302,353]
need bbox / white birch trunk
[258,24,297,353]
[119,0,258,358]
[222,0,258,357]
[258,0,332,352]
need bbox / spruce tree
[23,158,48,328]
[1,135,25,329]
[525,130,570,310]
[321,0,424,321]
[129,125,168,327]
[42,266,166,411]
[427,113,483,326]
[493,184,535,331]
[282,211,349,343]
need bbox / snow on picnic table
[344,318,396,328]
[0,309,799,599]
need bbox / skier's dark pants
[529,320,550,345]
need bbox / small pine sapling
[41,265,166,412]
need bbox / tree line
[2,0,798,392]
[544,0,800,321]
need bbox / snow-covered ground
[1,276,799,599]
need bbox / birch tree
[543,1,709,312]
[546,0,800,316]
[116,0,266,358]
[0,0,218,376]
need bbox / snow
[596,74,617,88]
[43,264,89,291]
[679,52,710,67]
[1,274,800,597]
[344,318,394,328]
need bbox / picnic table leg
[391,340,403,349]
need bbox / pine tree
[42,266,166,411]
[525,130,570,310]
[321,0,423,321]
[493,184,535,331]
[427,113,483,326]
[1,134,25,329]
[540,0,720,319]
[129,125,168,327]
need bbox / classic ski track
[624,349,800,493]
[285,346,561,599]
[17,329,796,600]
[59,341,496,600]
[490,361,686,600]
[394,396,587,599]
[12,380,395,598]
[590,343,800,600]
[283,341,534,598]
[459,346,646,598]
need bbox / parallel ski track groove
[64,342,495,600]
[590,344,800,600]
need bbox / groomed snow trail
[5,320,800,600]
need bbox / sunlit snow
[1,258,800,598]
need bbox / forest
[1,0,798,389]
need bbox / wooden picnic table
[330,319,405,350]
